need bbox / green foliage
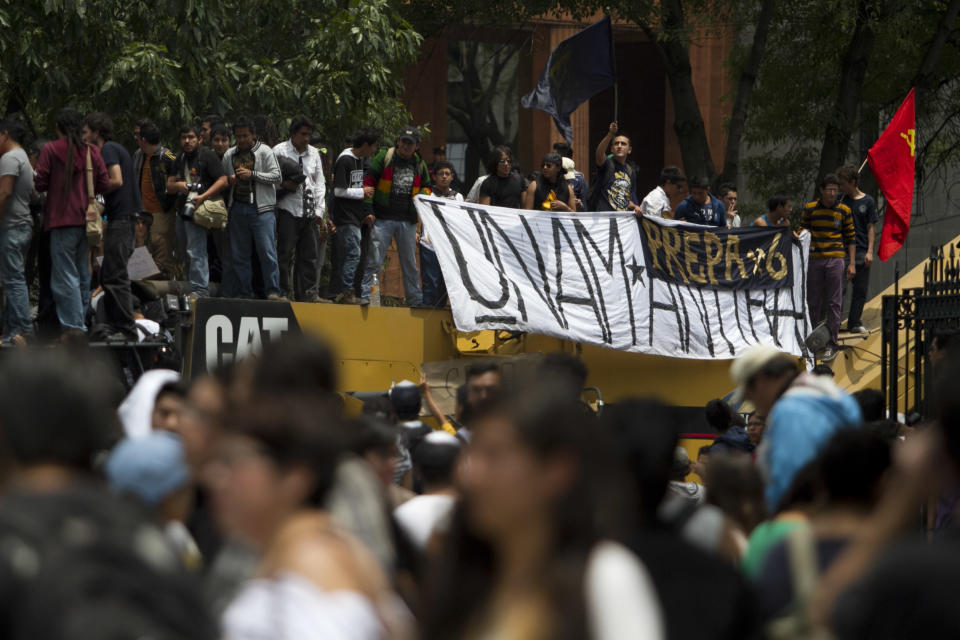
[0,0,421,148]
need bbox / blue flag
[521,17,617,143]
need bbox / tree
[0,0,421,147]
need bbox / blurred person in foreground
[0,349,215,639]
[421,383,664,640]
[209,398,412,639]
[602,398,763,640]
[730,344,861,511]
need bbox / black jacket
[132,145,178,213]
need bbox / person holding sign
[674,176,726,227]
[523,152,575,212]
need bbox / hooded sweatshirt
[34,138,110,230]
[761,372,862,510]
[711,426,756,454]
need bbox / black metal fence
[881,242,960,420]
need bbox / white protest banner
[416,195,812,360]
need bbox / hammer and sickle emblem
[747,249,766,276]
[900,128,916,157]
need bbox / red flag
[869,89,916,262]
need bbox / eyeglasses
[498,158,511,165]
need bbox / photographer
[166,125,227,299]
[274,115,327,302]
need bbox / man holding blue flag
[520,17,617,143]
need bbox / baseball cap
[398,127,420,143]
[105,431,190,506]
[729,343,788,405]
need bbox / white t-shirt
[393,494,455,550]
[585,541,665,640]
[274,140,325,218]
[641,185,671,218]
[223,572,385,640]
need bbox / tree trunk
[913,0,960,178]
[717,0,776,188]
[647,0,717,182]
[817,0,876,180]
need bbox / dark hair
[698,444,712,459]
[433,161,456,174]
[352,126,380,148]
[432,146,446,155]
[775,459,821,513]
[659,166,685,186]
[485,145,512,175]
[135,118,152,130]
[251,334,337,396]
[155,380,189,405]
[83,112,114,142]
[854,388,885,423]
[0,350,120,473]
[818,429,891,507]
[717,182,737,198]
[289,115,314,136]
[231,116,255,135]
[553,141,573,158]
[688,175,710,190]
[139,121,161,146]
[202,114,224,127]
[226,398,344,507]
[0,118,26,145]
[413,436,461,487]
[537,352,588,393]
[819,173,840,189]
[422,383,608,640]
[864,419,901,444]
[179,124,201,138]
[836,165,859,185]
[465,361,501,382]
[361,394,394,422]
[252,114,277,146]
[601,398,679,524]
[610,131,631,146]
[768,193,791,212]
[54,108,85,200]
[705,451,766,533]
[347,415,398,456]
[209,124,230,140]
[705,398,744,433]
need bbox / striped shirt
[801,200,854,259]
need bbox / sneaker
[336,292,363,305]
[266,294,288,302]
[359,298,370,307]
[820,346,838,362]
[847,324,869,334]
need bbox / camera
[303,189,317,219]
[179,182,202,221]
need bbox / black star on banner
[628,256,645,287]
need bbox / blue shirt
[674,194,726,227]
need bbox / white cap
[729,343,787,405]
[561,157,576,181]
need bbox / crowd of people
[0,112,873,357]
[0,333,958,639]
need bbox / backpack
[0,487,217,640]
[585,156,635,211]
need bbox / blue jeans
[49,226,90,331]
[362,218,422,305]
[1,224,33,337]
[419,243,447,307]
[228,203,280,298]
[177,215,210,296]
[337,224,362,292]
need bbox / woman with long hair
[421,383,663,640]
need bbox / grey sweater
[222,141,281,214]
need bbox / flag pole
[857,157,868,174]
[614,82,619,123]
